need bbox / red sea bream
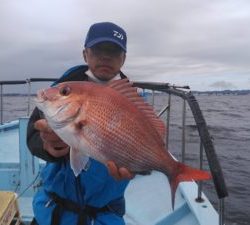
[35,79,211,207]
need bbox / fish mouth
[34,89,47,103]
[34,93,72,119]
[34,97,45,105]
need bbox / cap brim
[85,37,126,52]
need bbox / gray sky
[1,0,250,91]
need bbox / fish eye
[59,86,71,96]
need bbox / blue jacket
[27,65,129,225]
[33,159,129,225]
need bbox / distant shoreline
[192,89,250,95]
[2,89,250,96]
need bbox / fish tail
[168,162,211,209]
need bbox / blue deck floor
[124,171,218,225]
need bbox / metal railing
[0,78,57,124]
[133,81,228,225]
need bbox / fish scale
[88,94,169,172]
[85,108,159,171]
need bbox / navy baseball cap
[84,22,127,52]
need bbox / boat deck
[0,119,219,225]
[124,172,217,225]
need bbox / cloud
[209,81,237,89]
[0,0,250,90]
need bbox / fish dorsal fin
[107,79,166,141]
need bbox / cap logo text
[113,30,124,40]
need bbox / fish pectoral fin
[70,147,90,176]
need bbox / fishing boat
[0,78,228,225]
